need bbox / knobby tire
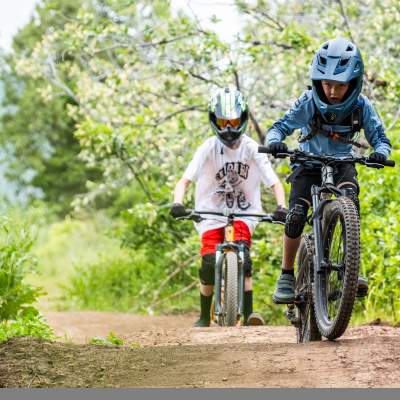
[296,235,321,343]
[313,196,360,340]
[225,251,239,327]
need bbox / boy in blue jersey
[266,37,392,304]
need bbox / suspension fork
[238,243,245,316]
[215,246,223,316]
[311,185,324,274]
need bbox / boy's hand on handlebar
[368,152,387,163]
[268,142,288,156]
[170,203,189,218]
[272,205,288,223]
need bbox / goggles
[216,117,241,129]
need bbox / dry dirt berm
[0,312,399,388]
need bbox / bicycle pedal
[285,306,300,327]
[273,296,295,305]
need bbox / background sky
[0,0,242,51]
[0,0,40,51]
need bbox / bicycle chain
[303,233,315,257]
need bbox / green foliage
[0,208,54,341]
[89,331,124,346]
[0,313,55,342]
[356,143,400,323]
[0,213,42,321]
[62,239,199,314]
[251,223,288,324]
[28,211,124,310]
[0,0,100,215]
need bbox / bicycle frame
[310,164,346,274]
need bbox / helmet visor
[216,117,241,129]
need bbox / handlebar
[177,209,283,224]
[258,146,396,169]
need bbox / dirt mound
[1,312,399,388]
[1,333,399,388]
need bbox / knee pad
[285,202,309,239]
[199,253,215,285]
[341,185,360,214]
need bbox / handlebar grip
[258,146,271,154]
[382,159,395,167]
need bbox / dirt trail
[0,311,399,388]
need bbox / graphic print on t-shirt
[214,161,251,210]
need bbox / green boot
[192,293,212,328]
[192,318,211,327]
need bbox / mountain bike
[178,209,284,326]
[258,146,395,341]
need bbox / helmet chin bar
[217,126,242,147]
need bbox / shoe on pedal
[192,318,210,328]
[273,273,295,304]
[356,276,368,298]
[245,312,265,326]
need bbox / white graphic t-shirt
[183,135,279,236]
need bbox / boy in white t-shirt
[171,87,287,327]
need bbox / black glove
[170,203,189,218]
[368,152,387,163]
[268,142,288,156]
[273,205,288,223]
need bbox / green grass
[27,211,125,311]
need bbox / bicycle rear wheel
[296,235,321,343]
[313,196,360,340]
[224,251,239,327]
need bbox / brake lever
[364,160,384,169]
[191,214,203,223]
[176,215,190,221]
[275,152,292,159]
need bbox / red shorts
[200,220,252,256]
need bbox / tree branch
[232,64,264,143]
[335,0,355,42]
[155,105,206,125]
[186,69,222,87]
[113,140,155,202]
[386,106,400,132]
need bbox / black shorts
[288,164,359,210]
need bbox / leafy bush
[63,243,199,314]
[0,213,42,321]
[0,209,54,341]
[0,313,54,342]
[355,145,400,324]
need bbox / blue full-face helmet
[310,37,364,124]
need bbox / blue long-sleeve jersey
[266,90,391,158]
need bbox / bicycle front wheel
[224,251,239,327]
[313,196,360,340]
[296,235,321,343]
